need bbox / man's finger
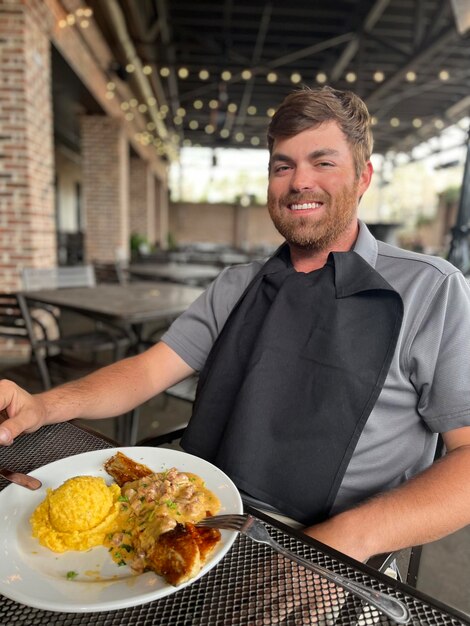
[0,408,13,444]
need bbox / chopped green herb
[66,571,78,580]
[118,495,129,502]
[165,499,178,510]
[121,544,133,552]
[117,560,126,567]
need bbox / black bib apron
[181,246,403,524]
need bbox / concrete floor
[74,392,470,619]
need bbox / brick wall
[0,0,55,293]
[129,157,156,244]
[80,116,129,263]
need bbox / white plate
[0,447,243,613]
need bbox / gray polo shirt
[162,222,470,515]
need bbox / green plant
[415,215,434,228]
[130,232,148,252]
[167,231,178,250]
[441,186,460,206]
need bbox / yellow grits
[30,476,121,552]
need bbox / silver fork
[197,514,410,624]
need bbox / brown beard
[267,180,360,251]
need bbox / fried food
[148,523,221,585]
[104,451,153,486]
[104,452,222,585]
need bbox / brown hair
[267,86,373,178]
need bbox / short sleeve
[410,272,470,431]
[161,262,263,370]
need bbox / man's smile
[288,201,324,211]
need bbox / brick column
[0,0,55,291]
[129,157,155,247]
[80,116,129,263]
[157,179,169,250]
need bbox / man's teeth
[290,202,322,210]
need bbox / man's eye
[274,165,290,173]
[318,161,334,168]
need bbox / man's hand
[0,380,48,445]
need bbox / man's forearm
[37,342,194,425]
[0,342,194,445]
[304,445,470,562]
[38,355,152,424]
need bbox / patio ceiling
[87,0,470,157]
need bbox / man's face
[267,121,372,252]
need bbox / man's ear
[358,161,373,197]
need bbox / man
[2,86,470,565]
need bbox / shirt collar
[266,219,379,274]
[353,220,378,268]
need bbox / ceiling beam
[121,0,169,111]
[330,0,390,82]
[233,2,272,134]
[365,26,458,109]
[176,31,354,105]
[155,0,180,116]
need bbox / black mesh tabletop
[1,422,469,626]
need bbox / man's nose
[290,167,316,192]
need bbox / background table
[23,282,203,444]
[128,262,221,286]
[0,422,468,625]
[23,281,203,348]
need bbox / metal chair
[0,293,103,390]
[21,266,129,364]
[2,291,129,390]
[0,293,52,390]
[92,261,129,285]
[22,265,97,290]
